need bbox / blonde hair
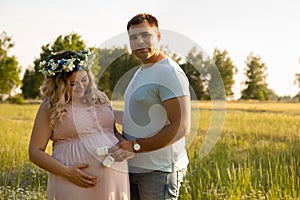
[40,68,109,128]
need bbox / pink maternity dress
[47,103,129,200]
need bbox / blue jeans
[129,169,186,200]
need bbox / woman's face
[68,70,89,101]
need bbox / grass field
[0,101,299,199]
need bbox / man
[112,13,191,200]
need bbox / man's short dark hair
[127,13,158,31]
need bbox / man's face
[128,22,160,63]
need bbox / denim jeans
[129,169,186,200]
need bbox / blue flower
[39,49,94,77]
[46,55,51,60]
[74,65,82,70]
[59,60,65,65]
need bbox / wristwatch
[133,140,141,153]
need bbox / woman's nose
[75,82,84,89]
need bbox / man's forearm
[113,110,124,125]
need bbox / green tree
[212,48,237,99]
[180,47,207,100]
[22,33,97,99]
[97,46,141,98]
[21,67,40,99]
[0,31,22,99]
[294,73,300,101]
[241,53,270,100]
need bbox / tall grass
[0,104,47,199]
[179,101,300,199]
[0,102,299,199]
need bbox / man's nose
[136,35,144,44]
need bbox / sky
[1,0,300,99]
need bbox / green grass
[0,102,299,199]
[180,101,300,199]
[0,104,47,199]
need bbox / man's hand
[109,141,135,162]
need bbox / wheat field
[0,102,299,199]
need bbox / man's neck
[144,52,166,65]
[142,52,166,70]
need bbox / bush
[8,94,25,104]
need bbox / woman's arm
[28,102,97,187]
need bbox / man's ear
[157,31,161,42]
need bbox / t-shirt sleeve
[158,69,190,102]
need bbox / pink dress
[47,103,130,200]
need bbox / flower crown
[39,48,95,77]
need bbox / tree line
[1,31,299,102]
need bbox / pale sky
[1,0,299,98]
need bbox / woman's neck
[68,99,89,107]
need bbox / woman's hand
[63,164,97,188]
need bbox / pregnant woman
[29,49,130,200]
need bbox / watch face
[134,143,141,151]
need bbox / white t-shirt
[122,57,190,172]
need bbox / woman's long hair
[39,50,109,127]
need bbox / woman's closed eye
[70,78,88,87]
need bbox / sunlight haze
[1,0,299,99]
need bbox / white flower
[39,49,95,77]
[79,60,85,66]
[66,63,75,72]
